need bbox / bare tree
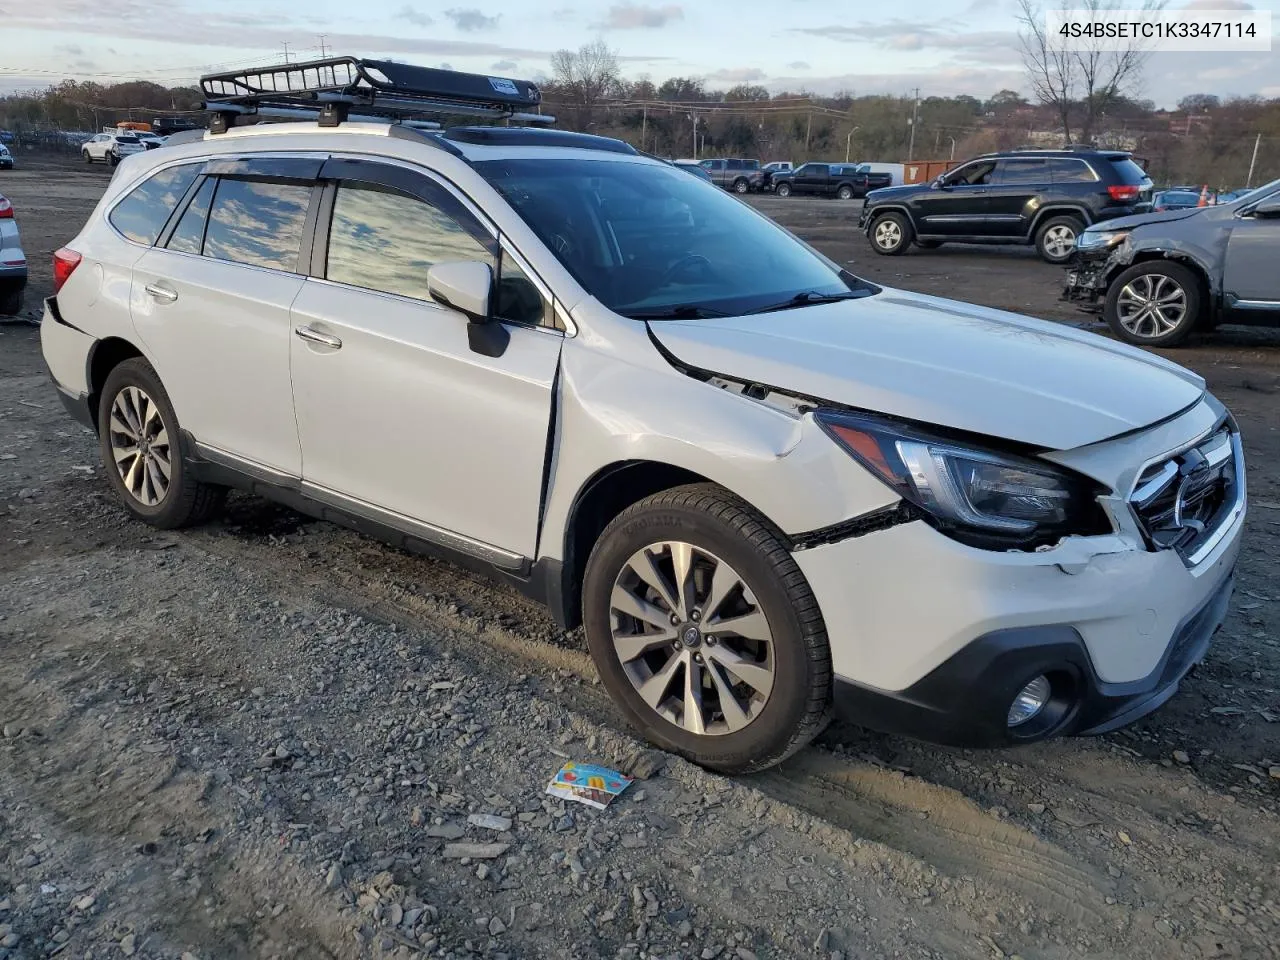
[1017,0,1162,145]
[548,39,621,128]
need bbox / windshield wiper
[625,304,729,320]
[746,291,863,315]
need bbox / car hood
[866,184,923,202]
[1090,207,1205,231]
[647,289,1205,451]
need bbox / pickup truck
[772,162,883,199]
[697,158,762,194]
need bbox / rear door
[985,158,1049,237]
[288,157,563,561]
[1223,195,1280,316]
[129,156,321,476]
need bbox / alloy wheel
[1116,273,1187,338]
[874,219,902,250]
[1042,223,1077,259]
[609,541,775,736]
[109,386,172,506]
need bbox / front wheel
[109,153,120,167]
[1035,215,1083,264]
[583,485,831,774]
[775,182,792,198]
[98,358,226,528]
[836,184,854,200]
[1104,261,1202,347]
[869,211,912,255]
[83,151,93,164]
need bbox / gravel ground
[1,157,1278,960]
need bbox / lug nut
[694,653,704,664]
[674,640,684,650]
[690,609,701,622]
[670,614,680,626]
[705,635,717,646]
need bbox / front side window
[948,161,997,185]
[475,157,869,319]
[496,252,552,326]
[108,163,201,245]
[325,182,494,301]
[204,177,312,272]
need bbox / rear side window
[325,182,495,301]
[165,177,215,255]
[994,159,1048,184]
[108,163,201,245]
[204,178,312,272]
[1045,158,1096,183]
[1108,157,1150,184]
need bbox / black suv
[858,149,1153,263]
[1063,176,1280,346]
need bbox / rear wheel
[583,484,831,774]
[0,282,25,317]
[109,153,120,167]
[836,184,854,200]
[732,178,750,194]
[1104,261,1202,347]
[98,358,226,528]
[775,182,792,198]
[1035,215,1083,263]
[869,211,912,255]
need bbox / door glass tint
[1109,157,1151,185]
[108,163,201,245]
[995,159,1048,184]
[165,177,215,255]
[326,183,494,301]
[495,252,551,326]
[948,161,996,185]
[1045,158,1095,183]
[204,178,312,272]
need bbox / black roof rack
[199,56,553,134]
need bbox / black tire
[732,178,750,195]
[0,283,24,317]
[915,240,941,249]
[109,153,120,167]
[1104,261,1202,347]
[583,484,832,774]
[775,182,792,198]
[836,184,854,200]
[83,151,93,164]
[1034,215,1083,264]
[868,211,912,255]
[98,358,226,529]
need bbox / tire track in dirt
[756,751,1116,927]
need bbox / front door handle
[144,282,178,304]
[294,324,342,349]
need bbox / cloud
[786,60,810,70]
[1181,0,1253,8]
[439,62,454,70]
[792,20,1017,57]
[394,5,434,27]
[444,8,500,31]
[55,43,86,56]
[593,3,683,29]
[707,67,767,83]
[551,6,576,19]
[491,59,518,71]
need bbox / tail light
[1107,185,1141,202]
[0,197,13,219]
[53,248,83,294]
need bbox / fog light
[1008,675,1051,727]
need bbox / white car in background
[0,192,27,316]
[81,133,146,166]
[40,97,1247,774]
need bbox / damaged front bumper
[1060,249,1124,313]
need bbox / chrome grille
[1130,425,1241,566]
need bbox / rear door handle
[144,282,178,304]
[294,324,342,349]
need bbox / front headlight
[1076,229,1129,252]
[817,412,1112,549]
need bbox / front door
[288,158,563,562]
[914,159,995,236]
[985,158,1050,238]
[794,163,829,195]
[130,159,320,475]
[1223,199,1280,317]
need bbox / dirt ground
[1,157,1278,960]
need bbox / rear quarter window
[1108,158,1150,184]
[108,163,201,246]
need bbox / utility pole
[282,41,293,64]
[907,88,920,162]
[1246,132,1261,187]
[845,125,859,163]
[318,35,329,58]
[805,112,812,153]
[691,111,698,160]
[641,105,647,153]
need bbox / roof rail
[199,56,553,134]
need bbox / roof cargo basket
[199,56,552,133]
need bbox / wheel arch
[864,204,917,233]
[85,336,146,434]
[1028,205,1091,238]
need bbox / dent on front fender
[536,336,900,561]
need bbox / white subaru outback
[40,88,1245,773]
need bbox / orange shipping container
[903,160,959,184]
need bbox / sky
[0,0,1277,106]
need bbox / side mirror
[1251,197,1280,218]
[426,260,509,358]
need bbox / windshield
[1222,178,1280,206]
[475,157,864,318]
